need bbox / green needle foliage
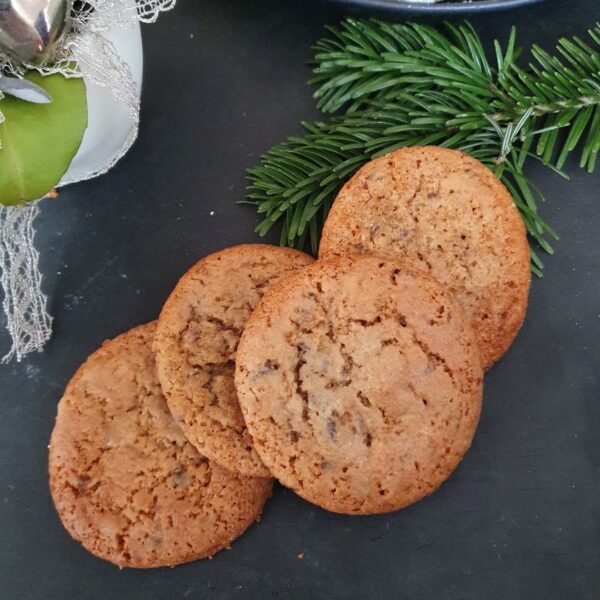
[247,20,600,276]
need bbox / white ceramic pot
[60,18,143,184]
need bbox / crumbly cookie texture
[154,245,314,477]
[319,146,531,370]
[235,257,483,515]
[49,323,272,569]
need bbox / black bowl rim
[330,0,544,13]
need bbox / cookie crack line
[205,315,244,338]
[174,307,242,363]
[410,330,456,386]
[406,382,431,408]
[293,343,310,423]
[203,360,236,376]
[349,316,382,328]
[303,280,361,384]
[402,171,426,217]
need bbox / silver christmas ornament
[0,0,71,64]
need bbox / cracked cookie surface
[154,245,313,477]
[49,322,273,568]
[319,146,530,370]
[235,257,483,515]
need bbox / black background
[1,0,599,598]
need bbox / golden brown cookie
[319,146,531,369]
[235,256,483,515]
[49,323,272,569]
[154,244,313,477]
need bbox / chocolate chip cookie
[49,323,272,568]
[154,245,313,477]
[319,146,531,369]
[235,256,483,515]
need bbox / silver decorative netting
[0,203,52,363]
[0,0,175,362]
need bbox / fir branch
[311,20,600,170]
[248,20,600,274]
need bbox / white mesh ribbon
[0,0,175,362]
[0,203,52,362]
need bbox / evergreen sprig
[247,20,600,276]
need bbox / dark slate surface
[0,0,598,598]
